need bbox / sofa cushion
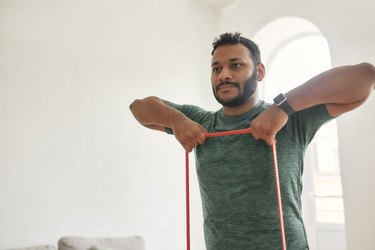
[58,236,145,250]
[6,246,56,250]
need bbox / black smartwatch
[273,93,294,115]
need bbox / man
[130,32,374,249]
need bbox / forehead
[211,44,252,65]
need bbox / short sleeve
[164,101,213,134]
[283,104,334,147]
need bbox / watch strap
[273,93,294,115]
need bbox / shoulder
[165,101,216,123]
[282,104,334,146]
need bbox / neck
[222,95,259,116]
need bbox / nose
[218,67,232,83]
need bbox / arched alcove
[253,16,347,250]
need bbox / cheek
[242,71,253,80]
[211,75,218,87]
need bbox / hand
[250,105,288,146]
[172,117,207,152]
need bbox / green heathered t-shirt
[166,100,333,250]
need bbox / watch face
[273,94,286,105]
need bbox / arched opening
[254,16,346,250]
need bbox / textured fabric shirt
[166,100,333,250]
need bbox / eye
[231,63,242,69]
[212,67,221,73]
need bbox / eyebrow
[211,57,245,67]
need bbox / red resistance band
[185,128,287,250]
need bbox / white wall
[216,1,375,249]
[0,0,217,249]
[1,0,374,250]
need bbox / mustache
[216,81,240,91]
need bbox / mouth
[216,82,239,92]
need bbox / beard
[213,70,258,107]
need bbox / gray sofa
[5,236,145,250]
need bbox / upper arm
[326,63,375,116]
[326,97,368,117]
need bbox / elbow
[367,62,375,89]
[358,62,375,77]
[367,63,375,89]
[129,99,141,112]
[129,96,162,115]
[359,61,374,68]
[357,62,375,90]
[129,97,153,111]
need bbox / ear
[257,63,266,81]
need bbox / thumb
[265,133,276,146]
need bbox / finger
[197,126,208,144]
[196,134,206,145]
[265,134,276,146]
[188,139,197,148]
[187,140,197,151]
[183,144,193,152]
[180,141,191,152]
[251,131,260,140]
[198,124,208,133]
[250,124,260,140]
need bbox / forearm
[286,63,375,116]
[130,96,207,151]
[130,96,186,131]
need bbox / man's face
[211,44,258,107]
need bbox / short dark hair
[211,32,261,65]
